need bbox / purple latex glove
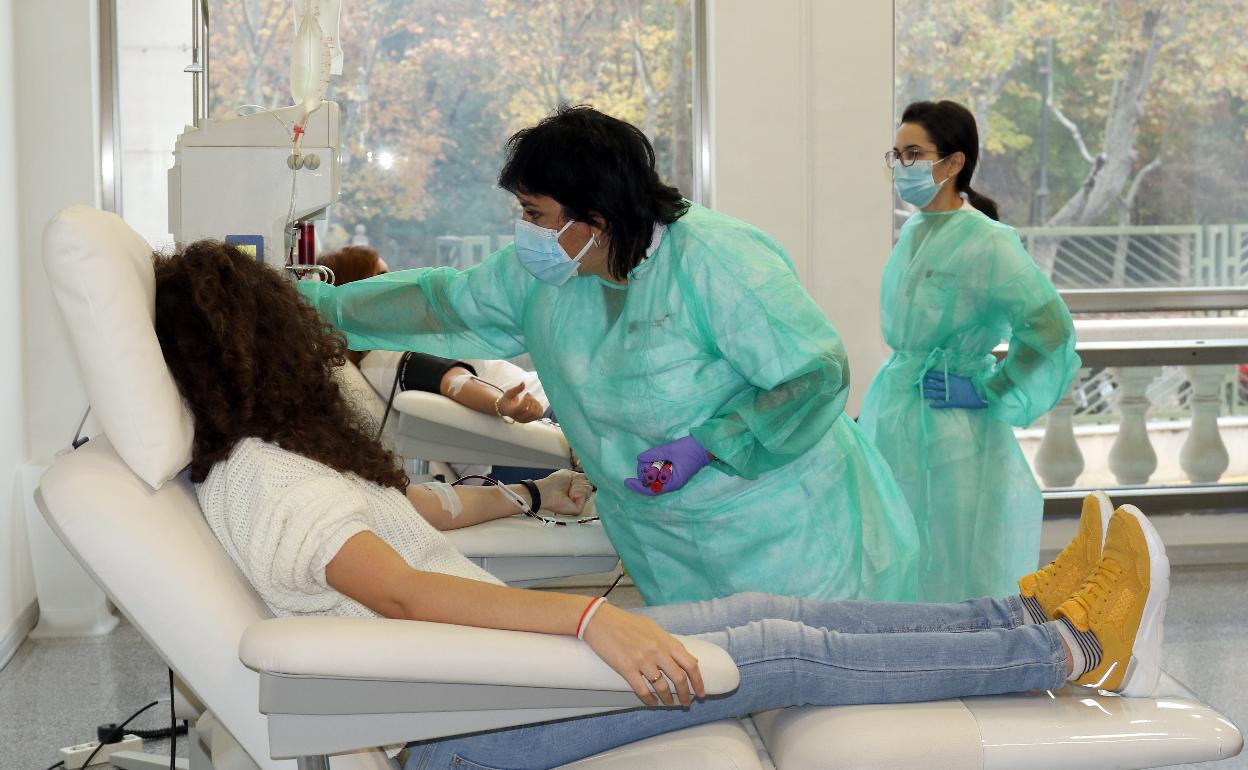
[624,435,710,496]
[922,371,988,410]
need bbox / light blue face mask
[893,157,951,208]
[514,218,595,286]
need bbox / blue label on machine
[224,235,265,262]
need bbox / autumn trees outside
[899,0,1248,286]
[209,0,694,268]
[210,1,1248,286]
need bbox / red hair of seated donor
[319,245,385,286]
[152,240,408,490]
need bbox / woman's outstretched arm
[324,531,706,706]
[406,470,591,530]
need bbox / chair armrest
[240,616,739,694]
[241,617,740,756]
[391,390,571,468]
[445,513,617,559]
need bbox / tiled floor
[1156,564,1248,770]
[2,566,1245,769]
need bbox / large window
[895,0,1248,290]
[208,0,697,269]
[116,1,192,250]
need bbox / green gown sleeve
[296,248,530,361]
[685,232,850,479]
[977,229,1082,427]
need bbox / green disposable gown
[858,205,1080,602]
[299,203,919,605]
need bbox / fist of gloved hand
[923,372,988,410]
[624,436,710,496]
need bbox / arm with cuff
[395,352,543,423]
[442,367,545,423]
[406,480,532,530]
[685,239,851,479]
[407,470,591,530]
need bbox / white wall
[708,0,893,415]
[0,0,35,657]
[15,0,98,464]
[0,0,100,651]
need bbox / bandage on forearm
[445,373,475,397]
[421,481,463,519]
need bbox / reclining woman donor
[153,241,1171,770]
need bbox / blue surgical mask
[514,218,594,286]
[893,157,951,208]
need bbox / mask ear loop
[570,231,595,262]
[934,153,960,188]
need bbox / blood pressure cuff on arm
[398,352,477,394]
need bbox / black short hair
[498,105,690,280]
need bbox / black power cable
[376,352,411,440]
[99,722,188,742]
[76,700,161,770]
[168,669,177,770]
[601,570,627,598]
[87,692,187,766]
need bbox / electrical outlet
[58,734,143,769]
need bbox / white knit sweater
[196,437,502,618]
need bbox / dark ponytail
[964,188,1000,221]
[900,100,1000,221]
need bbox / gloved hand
[923,371,988,410]
[624,436,710,496]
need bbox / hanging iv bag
[290,0,343,119]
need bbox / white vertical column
[1034,380,1084,488]
[0,0,37,659]
[1108,366,1161,486]
[708,0,893,416]
[1180,365,1231,484]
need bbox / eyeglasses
[884,148,944,168]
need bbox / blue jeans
[404,593,1067,770]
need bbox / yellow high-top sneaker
[1056,505,1170,696]
[1017,491,1113,622]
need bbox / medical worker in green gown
[299,106,919,606]
[859,100,1080,603]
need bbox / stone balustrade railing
[1033,339,1247,488]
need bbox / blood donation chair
[35,206,1243,770]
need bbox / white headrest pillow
[42,206,194,489]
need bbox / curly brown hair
[319,245,382,286]
[153,240,408,489]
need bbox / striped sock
[1019,594,1048,625]
[1054,617,1103,678]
